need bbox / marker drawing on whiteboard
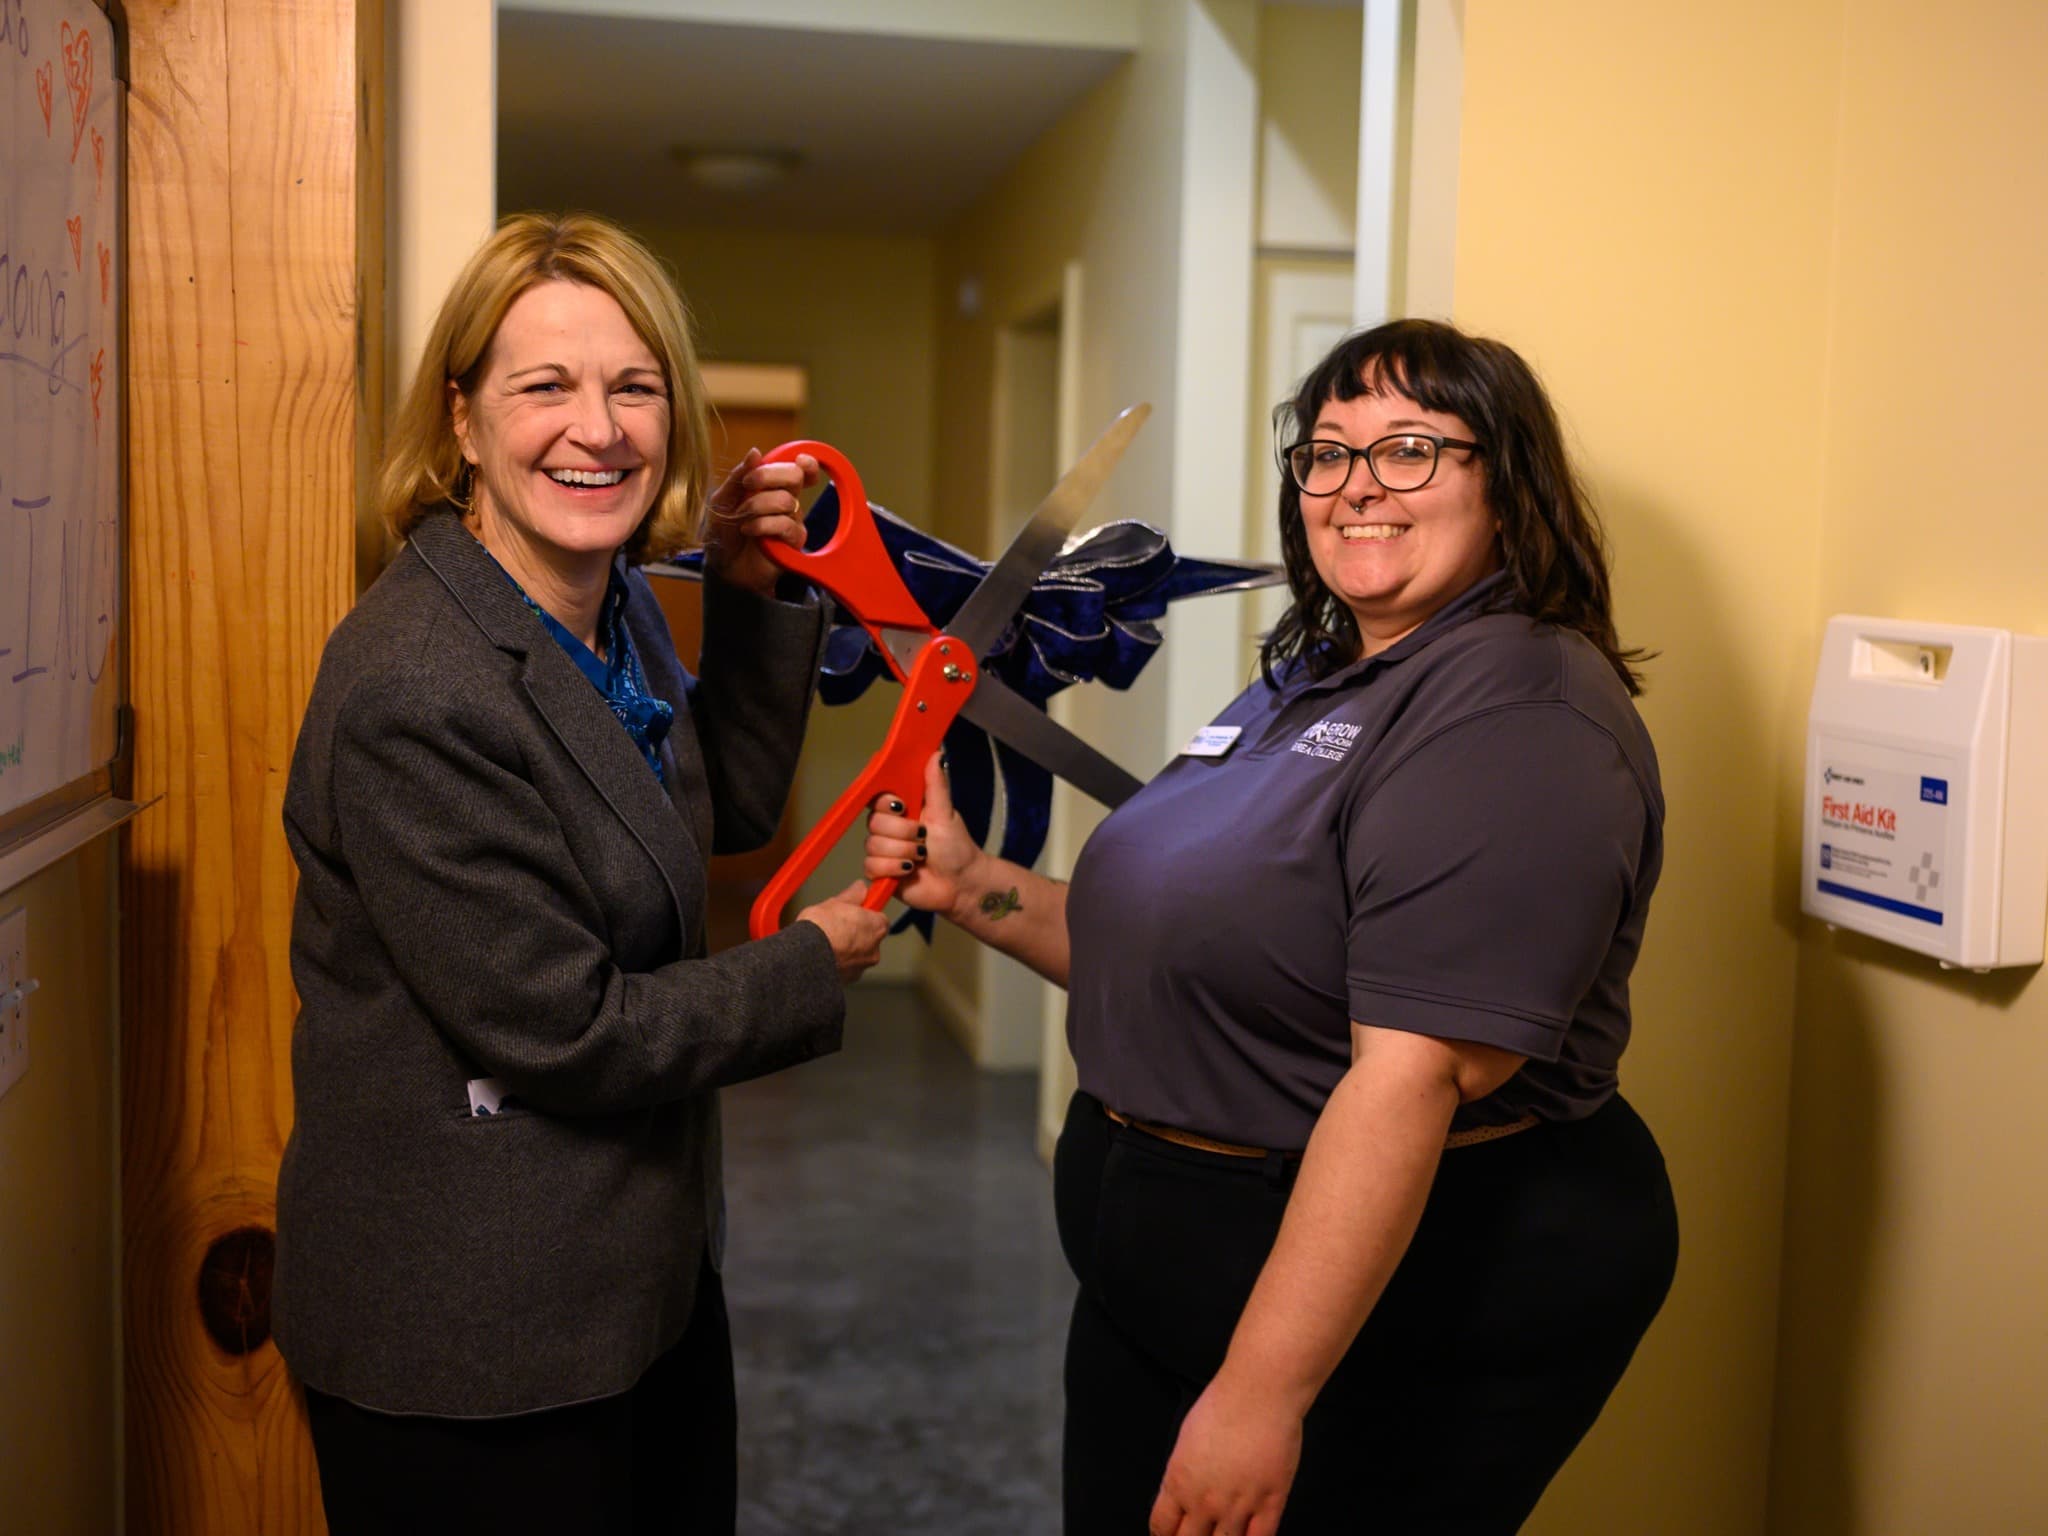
[9,503,49,683]
[61,20,94,164]
[2,229,81,395]
[3,490,117,688]
[58,506,116,683]
[2,0,32,59]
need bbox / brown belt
[1443,1113,1540,1149]
[1103,1104,1276,1158]
[1103,1104,1539,1157]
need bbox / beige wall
[392,0,494,395]
[932,52,1154,1050]
[1456,2,1839,1529]
[1458,1,2048,1532]
[1247,7,1362,663]
[1257,3,1361,253]
[1770,4,2048,1531]
[506,0,1142,50]
[640,227,941,983]
[0,844,119,1535]
[932,0,1260,1096]
[385,0,495,579]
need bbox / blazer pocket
[462,1076,532,1120]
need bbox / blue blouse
[499,564,675,784]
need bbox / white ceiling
[495,10,1130,234]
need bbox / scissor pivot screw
[942,664,967,683]
[917,701,928,712]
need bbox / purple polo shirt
[1065,574,1663,1147]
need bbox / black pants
[1054,1089,1678,1535]
[303,1263,737,1536]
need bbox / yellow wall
[0,844,119,1535]
[1456,2,1840,1529]
[1770,4,2048,1531]
[639,226,941,983]
[1459,1,2048,1531]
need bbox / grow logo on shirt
[1290,716,1361,763]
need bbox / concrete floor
[722,983,1071,1535]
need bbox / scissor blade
[958,675,1144,810]
[945,402,1152,658]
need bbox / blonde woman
[276,212,886,1534]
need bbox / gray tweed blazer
[274,509,843,1417]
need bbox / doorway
[975,294,1067,1075]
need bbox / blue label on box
[1920,777,1949,805]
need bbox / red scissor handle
[754,440,929,673]
[749,634,979,940]
[746,440,963,938]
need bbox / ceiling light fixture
[672,146,802,192]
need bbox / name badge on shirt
[1180,725,1242,758]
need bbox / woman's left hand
[704,447,818,596]
[1149,1372,1301,1536]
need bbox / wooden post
[122,1,383,1529]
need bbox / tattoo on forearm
[979,887,1023,921]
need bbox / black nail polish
[916,844,928,861]
[888,798,905,814]
[916,825,927,838]
[900,860,915,873]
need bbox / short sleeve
[1343,704,1650,1060]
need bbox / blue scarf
[504,566,674,784]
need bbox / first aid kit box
[1803,616,2048,969]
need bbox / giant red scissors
[747,404,1152,938]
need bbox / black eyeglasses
[1280,433,1483,496]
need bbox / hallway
[722,982,1071,1535]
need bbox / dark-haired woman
[868,319,1677,1534]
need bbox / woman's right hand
[864,753,982,920]
[794,883,891,984]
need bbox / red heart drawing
[91,128,106,197]
[61,21,93,164]
[98,242,111,305]
[34,60,53,134]
[66,216,83,271]
[90,348,106,435]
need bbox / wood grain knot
[197,1227,276,1357]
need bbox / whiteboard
[0,0,125,845]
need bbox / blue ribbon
[663,495,1280,937]
[806,491,1277,936]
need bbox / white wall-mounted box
[1803,616,2048,969]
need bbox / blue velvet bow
[799,490,1279,936]
[659,495,1280,937]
